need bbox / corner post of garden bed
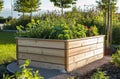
[65,41,69,72]
[15,37,19,65]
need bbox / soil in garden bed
[78,62,120,79]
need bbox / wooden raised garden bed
[16,35,105,72]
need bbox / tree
[96,0,117,53]
[14,0,41,20]
[50,0,77,14]
[96,0,117,34]
[0,0,3,12]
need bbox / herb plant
[90,69,109,79]
[16,19,90,40]
[3,60,44,79]
[112,50,120,67]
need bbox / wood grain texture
[18,39,65,49]
[19,53,65,64]
[19,60,65,70]
[17,35,105,72]
[68,53,104,72]
[18,46,65,57]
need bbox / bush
[16,19,88,40]
[90,69,109,79]
[5,15,31,30]
[3,60,44,79]
[87,25,99,36]
[0,65,8,76]
[112,26,120,45]
[112,50,120,67]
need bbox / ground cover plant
[3,60,44,79]
[0,31,16,64]
[0,31,16,78]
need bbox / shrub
[112,50,120,67]
[87,25,99,36]
[90,69,109,79]
[16,19,52,38]
[5,19,18,30]
[112,26,120,45]
[16,19,87,40]
[0,65,8,76]
[3,60,44,79]
[5,15,31,30]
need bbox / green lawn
[0,31,16,64]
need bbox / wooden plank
[69,51,94,64]
[16,37,67,42]
[98,37,104,43]
[68,44,97,56]
[94,48,104,55]
[18,60,65,70]
[97,43,104,49]
[68,59,87,72]
[64,41,69,72]
[81,38,98,46]
[68,41,82,48]
[68,53,103,72]
[68,38,97,48]
[19,53,65,64]
[69,53,85,64]
[18,39,65,49]
[86,53,104,64]
[18,46,65,57]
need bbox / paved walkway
[7,56,111,79]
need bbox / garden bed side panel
[16,38,66,70]
[16,35,105,72]
[66,35,105,72]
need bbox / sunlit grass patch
[0,32,16,64]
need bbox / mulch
[3,56,120,79]
[50,56,111,79]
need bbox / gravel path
[7,56,111,79]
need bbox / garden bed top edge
[15,35,105,42]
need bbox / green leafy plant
[90,69,109,79]
[112,26,120,45]
[16,19,88,40]
[49,24,73,40]
[3,60,44,79]
[68,76,80,79]
[0,65,8,75]
[112,50,120,67]
[87,25,99,36]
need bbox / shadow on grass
[0,31,16,45]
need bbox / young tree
[14,0,41,20]
[96,0,117,51]
[50,0,77,14]
[0,0,3,12]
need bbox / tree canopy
[14,0,41,19]
[0,0,3,12]
[96,0,117,12]
[50,0,77,14]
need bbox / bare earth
[50,56,111,79]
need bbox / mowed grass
[0,31,16,64]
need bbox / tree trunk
[110,6,112,47]
[30,0,32,20]
[30,12,32,20]
[106,0,111,48]
[23,12,25,20]
[61,7,63,14]
[104,11,108,35]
